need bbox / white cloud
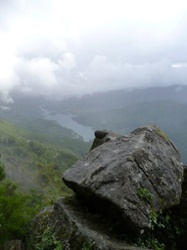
[0,91,14,108]
[77,57,183,93]
[0,31,20,92]
[16,57,59,92]
[58,53,76,70]
[1,0,187,99]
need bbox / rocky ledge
[27,196,147,250]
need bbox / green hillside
[0,119,91,201]
[0,117,91,246]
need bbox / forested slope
[0,115,91,246]
[0,119,90,200]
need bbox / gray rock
[95,130,109,139]
[27,196,149,250]
[90,130,119,151]
[63,126,184,232]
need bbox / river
[42,109,94,142]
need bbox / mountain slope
[0,119,90,201]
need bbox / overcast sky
[1,0,187,102]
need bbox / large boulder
[63,126,184,232]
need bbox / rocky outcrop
[27,196,149,250]
[63,125,184,232]
[26,125,185,249]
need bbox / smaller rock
[90,130,119,151]
[95,130,109,139]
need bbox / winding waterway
[42,109,94,142]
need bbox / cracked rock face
[63,126,184,232]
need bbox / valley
[0,85,187,248]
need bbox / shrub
[0,161,44,246]
[35,228,63,250]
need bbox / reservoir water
[42,109,94,142]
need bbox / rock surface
[27,196,149,250]
[63,125,184,232]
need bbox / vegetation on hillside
[0,161,45,246]
[0,118,90,246]
[0,119,87,197]
[0,119,90,178]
